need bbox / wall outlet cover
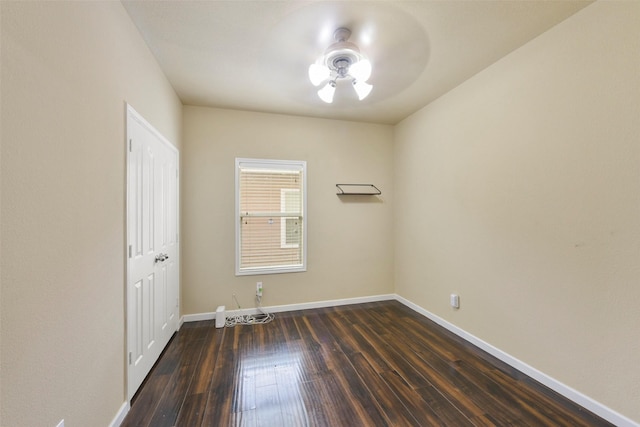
[450,294,460,309]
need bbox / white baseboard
[261,293,396,314]
[393,294,639,427]
[181,311,215,323]
[109,401,129,427]
[181,294,396,324]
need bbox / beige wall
[394,1,639,423]
[182,107,394,314]
[0,2,182,426]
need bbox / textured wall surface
[394,2,639,423]
[182,107,395,315]
[0,2,182,426]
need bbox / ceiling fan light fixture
[309,27,373,102]
[353,80,373,100]
[308,63,330,86]
[349,59,372,82]
[318,81,336,103]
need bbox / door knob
[154,253,169,263]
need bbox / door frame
[125,103,180,401]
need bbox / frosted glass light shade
[352,80,373,100]
[308,63,330,86]
[350,59,372,82]
[317,82,336,103]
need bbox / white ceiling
[122,0,592,125]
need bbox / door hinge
[128,245,132,258]
[129,139,132,152]
[129,352,132,365]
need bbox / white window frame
[235,158,307,276]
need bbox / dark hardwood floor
[121,300,613,426]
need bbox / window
[235,158,307,275]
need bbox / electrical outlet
[256,282,263,297]
[450,293,460,309]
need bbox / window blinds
[237,160,305,274]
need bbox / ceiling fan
[308,27,373,103]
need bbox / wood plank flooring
[121,300,613,427]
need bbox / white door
[126,105,179,400]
